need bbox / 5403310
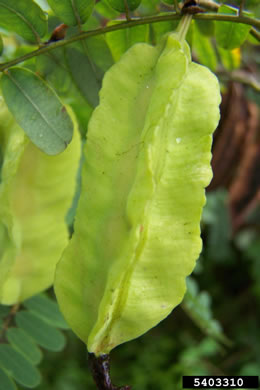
[182,375,259,389]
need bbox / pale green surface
[0,100,26,297]
[1,68,74,156]
[47,0,95,26]
[0,0,47,43]
[0,103,81,304]
[55,34,221,355]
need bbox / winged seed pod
[55,32,221,356]
[0,101,81,304]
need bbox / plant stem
[88,353,131,390]
[177,14,193,41]
[173,0,181,14]
[250,27,260,42]
[0,12,259,72]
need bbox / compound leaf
[0,345,41,388]
[24,294,69,329]
[15,311,66,352]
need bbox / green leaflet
[0,101,81,305]
[1,68,74,156]
[55,33,221,355]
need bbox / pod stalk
[88,353,131,390]
[176,14,193,41]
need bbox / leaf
[24,294,69,329]
[15,311,66,352]
[95,0,120,18]
[0,367,17,390]
[195,20,215,37]
[0,0,47,43]
[7,328,43,365]
[0,345,41,388]
[216,5,252,50]
[106,22,149,62]
[55,33,221,355]
[83,36,114,73]
[66,48,102,107]
[0,101,81,304]
[1,67,74,155]
[192,23,217,71]
[47,0,95,26]
[107,0,142,12]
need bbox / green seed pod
[55,33,221,355]
[0,101,81,304]
[107,0,142,12]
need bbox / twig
[0,304,20,342]
[250,27,260,42]
[124,0,131,21]
[0,11,259,72]
[173,0,181,14]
